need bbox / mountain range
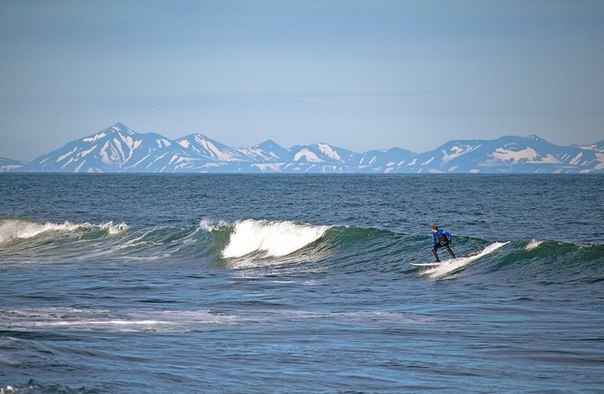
[1,122,603,173]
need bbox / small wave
[1,380,93,394]
[525,239,544,251]
[97,221,129,235]
[222,219,330,259]
[0,307,241,334]
[421,242,509,279]
[0,218,128,245]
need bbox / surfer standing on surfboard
[431,225,456,262]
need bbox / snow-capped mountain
[357,148,416,173]
[3,123,603,173]
[25,123,175,172]
[0,157,23,172]
[576,140,604,153]
[279,143,361,173]
[414,135,604,173]
[176,133,251,162]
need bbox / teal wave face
[489,240,604,284]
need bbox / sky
[1,0,603,162]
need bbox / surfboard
[410,262,441,267]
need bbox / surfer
[431,225,456,262]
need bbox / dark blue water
[1,174,603,393]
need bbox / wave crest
[222,219,330,258]
[0,218,128,245]
[525,239,544,250]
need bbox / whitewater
[1,174,603,393]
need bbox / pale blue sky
[1,0,603,161]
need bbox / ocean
[1,174,603,393]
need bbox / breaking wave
[1,217,602,282]
[419,242,509,279]
[221,219,330,258]
[0,218,128,245]
[525,239,544,251]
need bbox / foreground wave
[1,217,602,281]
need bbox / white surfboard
[410,262,441,267]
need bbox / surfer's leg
[432,245,440,262]
[445,244,456,258]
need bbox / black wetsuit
[432,229,456,262]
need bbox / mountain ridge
[1,123,602,173]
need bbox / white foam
[0,220,79,243]
[0,308,240,332]
[222,219,330,258]
[95,221,128,235]
[198,219,228,232]
[422,242,509,279]
[0,219,128,244]
[525,239,543,250]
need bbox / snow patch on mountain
[595,153,604,170]
[318,143,342,161]
[83,132,107,143]
[492,147,560,164]
[442,144,479,163]
[294,148,323,163]
[253,163,283,172]
[58,148,78,162]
